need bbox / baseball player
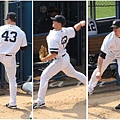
[88,19,120,96]
[33,15,86,109]
[0,12,27,108]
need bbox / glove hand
[39,45,48,61]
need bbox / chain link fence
[95,1,116,7]
[88,1,116,7]
[88,1,116,19]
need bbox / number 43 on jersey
[2,31,17,42]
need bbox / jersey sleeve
[100,33,113,54]
[65,27,75,38]
[21,32,27,47]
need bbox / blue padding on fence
[0,64,5,88]
[33,62,67,82]
[51,73,67,80]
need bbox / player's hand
[80,20,85,27]
[40,57,44,62]
[96,71,101,80]
[40,56,48,62]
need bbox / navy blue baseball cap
[4,12,17,21]
[111,19,120,28]
[51,15,66,26]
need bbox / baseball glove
[39,45,48,60]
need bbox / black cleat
[115,104,120,109]
[33,102,45,109]
[6,103,17,109]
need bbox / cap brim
[3,17,8,20]
[111,25,118,28]
[51,17,57,21]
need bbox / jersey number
[2,31,17,42]
[88,21,97,31]
[61,36,68,48]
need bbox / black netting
[95,1,116,7]
[88,1,116,7]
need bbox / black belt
[6,54,12,56]
[55,54,66,59]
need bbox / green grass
[88,1,116,19]
[96,6,115,19]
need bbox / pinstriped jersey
[101,31,120,58]
[0,24,27,55]
[46,27,75,58]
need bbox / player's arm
[96,51,106,79]
[66,21,85,39]
[74,20,85,31]
[20,32,28,52]
[41,52,58,62]
[20,45,27,52]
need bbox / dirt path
[33,85,86,119]
[88,84,120,119]
[0,85,32,119]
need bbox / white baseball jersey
[46,27,75,58]
[101,31,120,58]
[0,24,27,55]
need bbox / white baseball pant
[88,55,120,92]
[36,53,86,103]
[0,54,17,106]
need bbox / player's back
[0,24,27,55]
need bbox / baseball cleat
[33,102,45,109]
[115,104,120,109]
[6,103,17,109]
[88,90,93,96]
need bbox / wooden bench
[34,34,48,54]
[88,33,109,65]
[88,33,109,54]
[33,33,48,62]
